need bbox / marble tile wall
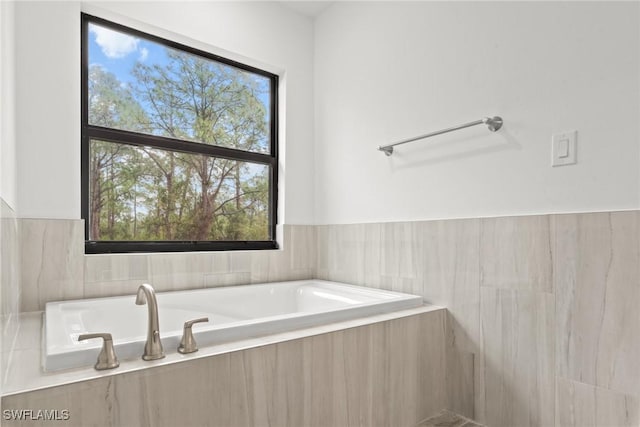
[553,212,640,397]
[477,288,554,427]
[1,310,447,427]
[1,198,20,394]
[19,219,83,312]
[552,211,640,427]
[476,216,555,427]
[9,211,640,426]
[317,211,640,427]
[317,219,481,420]
[0,202,2,396]
[18,221,316,311]
[555,376,640,427]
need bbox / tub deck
[2,305,443,397]
[44,280,424,371]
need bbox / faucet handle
[78,333,120,370]
[178,317,209,354]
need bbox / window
[81,14,278,253]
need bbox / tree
[88,48,271,242]
[131,50,269,241]
[88,66,147,240]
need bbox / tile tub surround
[1,199,20,320]
[317,219,483,419]
[1,308,447,427]
[9,210,640,426]
[18,222,316,311]
[317,210,640,427]
[1,198,20,394]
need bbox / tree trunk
[108,159,115,239]
[90,155,102,240]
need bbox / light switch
[552,131,577,167]
[557,138,569,158]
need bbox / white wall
[14,1,315,225]
[1,0,17,209]
[314,2,640,224]
[15,2,79,220]
[13,2,640,226]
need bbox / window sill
[85,240,279,254]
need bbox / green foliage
[88,50,271,242]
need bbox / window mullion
[85,125,276,166]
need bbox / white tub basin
[44,279,423,371]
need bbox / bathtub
[44,280,423,371]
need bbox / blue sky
[88,22,271,107]
[88,23,167,87]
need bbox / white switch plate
[551,130,577,167]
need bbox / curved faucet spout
[136,283,165,361]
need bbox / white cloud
[139,47,149,62]
[90,25,139,59]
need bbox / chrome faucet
[135,283,165,361]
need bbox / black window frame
[81,13,279,254]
